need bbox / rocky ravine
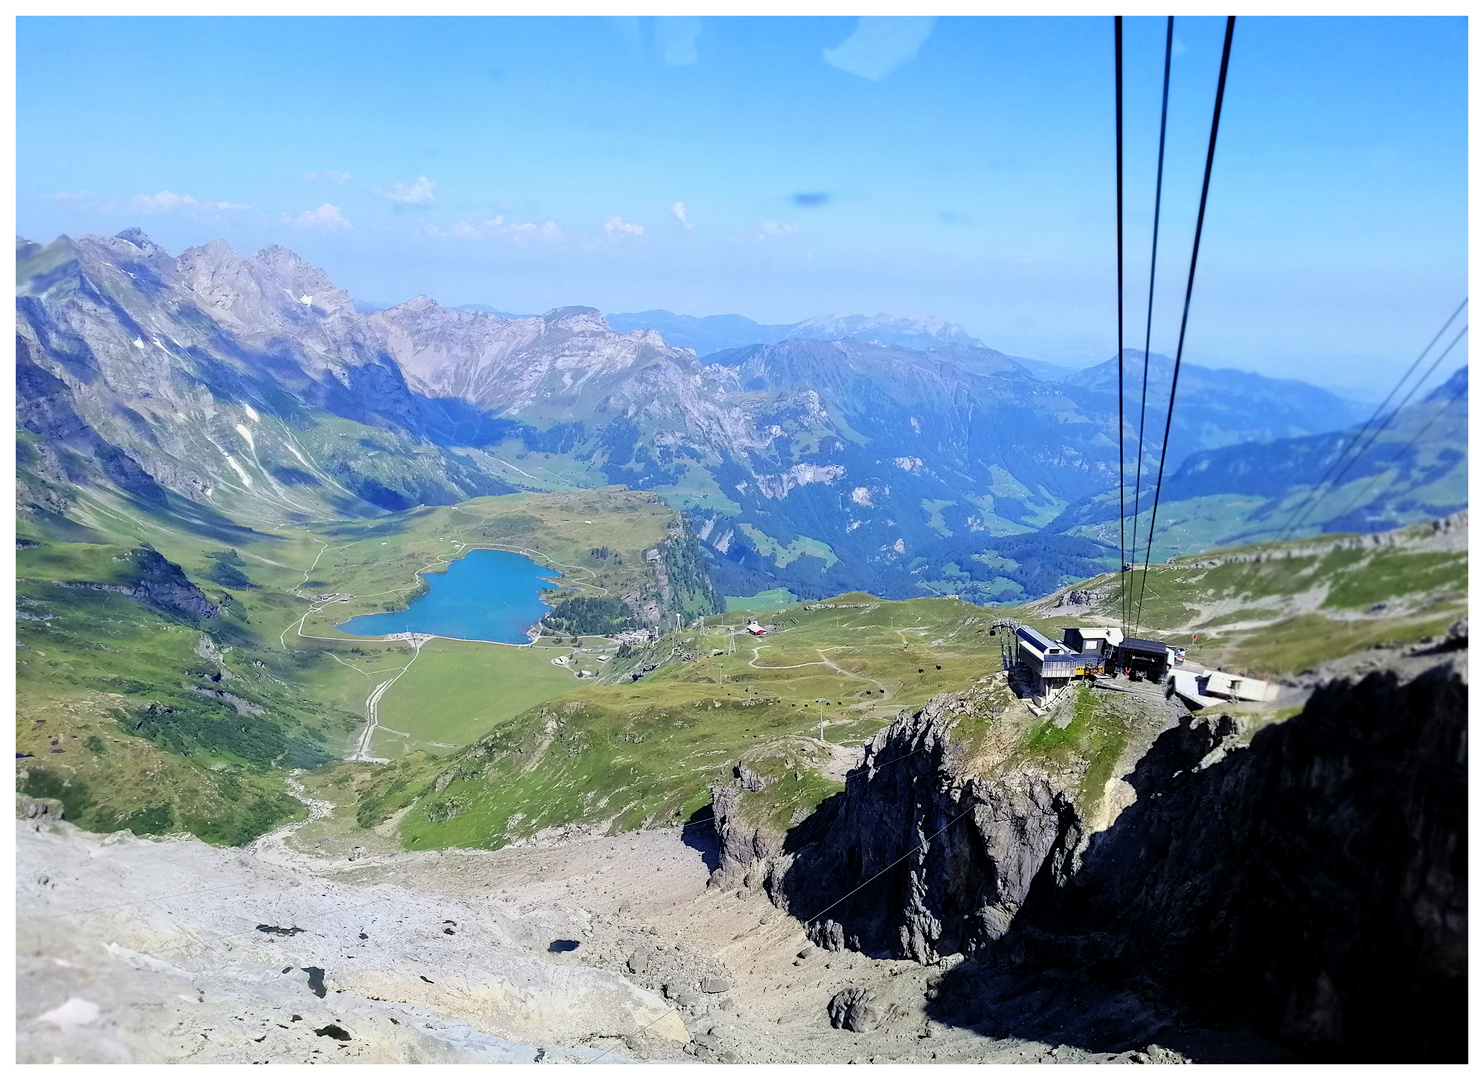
[720,642,1466,1061]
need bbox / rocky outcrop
[706,770,785,892]
[778,658,1467,1060]
[986,656,1467,1061]
[827,987,895,1032]
[63,545,220,621]
[1171,509,1469,567]
[770,695,1081,962]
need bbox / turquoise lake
[336,548,562,644]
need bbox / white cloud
[127,190,247,213]
[670,202,694,229]
[373,176,436,204]
[484,215,564,242]
[302,170,351,183]
[513,221,563,241]
[291,203,350,230]
[759,221,800,240]
[824,16,936,81]
[130,190,201,213]
[604,216,644,239]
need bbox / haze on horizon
[17,15,1466,398]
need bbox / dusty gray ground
[17,790,1166,1065]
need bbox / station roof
[1119,636,1169,654]
[1015,625,1059,651]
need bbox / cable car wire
[1128,15,1174,631]
[1260,299,1467,549]
[1222,306,1467,603]
[1281,318,1467,540]
[1324,361,1469,528]
[1134,14,1236,634]
[1115,17,1126,630]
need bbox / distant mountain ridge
[605,309,982,357]
[16,228,1450,604]
[1047,363,1467,558]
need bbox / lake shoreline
[334,547,565,646]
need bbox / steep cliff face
[16,231,492,520]
[993,655,1467,1061]
[764,695,1082,963]
[765,656,1467,1060]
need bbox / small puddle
[302,966,327,998]
[548,939,581,953]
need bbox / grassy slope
[350,593,1007,849]
[368,638,578,757]
[1012,527,1467,678]
[347,523,1466,852]
[724,588,800,612]
[18,445,1466,854]
[15,476,694,844]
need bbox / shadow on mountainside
[924,662,1467,1062]
[680,805,721,874]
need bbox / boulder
[827,988,880,1032]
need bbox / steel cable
[1134,15,1237,634]
[1128,15,1175,632]
[1261,300,1467,549]
[1114,15,1128,634]
[1324,370,1469,528]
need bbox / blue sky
[17,16,1467,397]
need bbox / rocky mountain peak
[114,226,167,255]
[542,305,610,334]
[387,295,453,318]
[195,237,238,260]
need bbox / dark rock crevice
[980,660,1467,1061]
[767,696,1078,962]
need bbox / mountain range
[604,309,984,357]
[16,229,1462,603]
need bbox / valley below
[13,227,1469,1064]
[16,488,1468,1062]
[19,626,1465,1064]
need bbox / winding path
[246,769,337,870]
[746,646,892,697]
[349,635,430,763]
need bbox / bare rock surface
[16,817,678,1063]
[17,795,1149,1065]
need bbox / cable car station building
[1015,625,1130,697]
[1113,636,1175,682]
[1014,624,1179,699]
